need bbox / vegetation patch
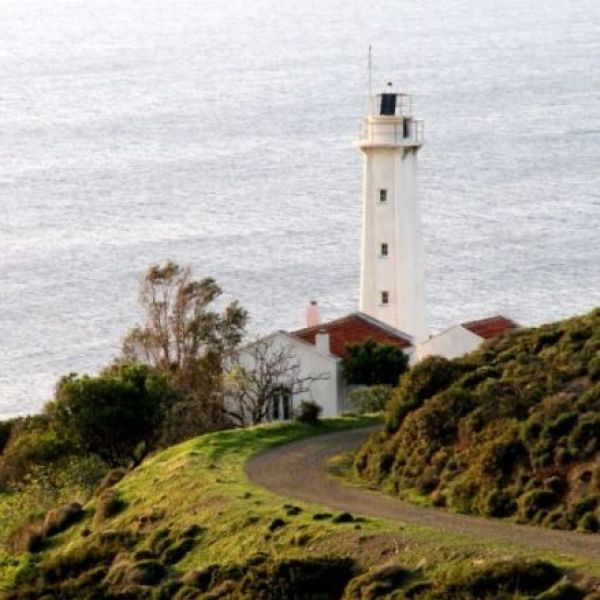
[354,308,600,532]
[1,416,598,597]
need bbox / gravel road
[245,426,600,561]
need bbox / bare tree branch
[225,338,330,427]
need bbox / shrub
[162,538,195,564]
[343,339,409,386]
[347,385,392,414]
[578,512,599,533]
[545,412,578,439]
[353,308,600,531]
[589,355,600,381]
[569,415,600,455]
[94,468,127,495]
[343,562,408,599]
[484,491,517,518]
[518,490,557,521]
[41,532,135,583]
[544,475,566,494]
[536,581,586,600]
[267,518,286,532]
[458,559,561,597]
[95,488,126,521]
[385,356,467,432]
[567,495,598,522]
[295,400,322,424]
[124,560,166,585]
[42,501,83,537]
[0,418,15,454]
[48,363,178,467]
[332,512,354,523]
[0,424,77,487]
[7,522,45,553]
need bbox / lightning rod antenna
[368,45,373,98]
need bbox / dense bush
[0,416,78,487]
[48,363,179,467]
[355,307,600,530]
[343,339,409,386]
[347,385,392,414]
[295,400,322,424]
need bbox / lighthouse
[357,85,428,342]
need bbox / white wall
[417,325,483,361]
[234,332,341,422]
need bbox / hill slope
[3,416,598,599]
[355,308,600,531]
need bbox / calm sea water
[1,0,599,417]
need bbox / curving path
[245,427,600,561]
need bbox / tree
[48,364,178,467]
[225,339,328,427]
[121,262,248,438]
[343,339,409,386]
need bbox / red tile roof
[292,312,413,358]
[462,315,518,339]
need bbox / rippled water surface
[1,0,599,416]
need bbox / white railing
[359,118,424,146]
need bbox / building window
[379,189,387,203]
[380,243,388,257]
[381,291,389,305]
[270,386,292,421]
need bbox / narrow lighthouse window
[380,243,388,257]
[380,93,396,116]
[381,291,389,305]
[379,189,387,203]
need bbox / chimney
[315,329,330,354]
[306,300,320,328]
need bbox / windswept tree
[225,338,329,427]
[121,262,248,440]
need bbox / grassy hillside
[355,308,600,532]
[1,415,599,598]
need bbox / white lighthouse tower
[357,85,428,342]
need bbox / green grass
[3,415,600,594]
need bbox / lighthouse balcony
[358,118,424,149]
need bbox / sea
[1,0,599,418]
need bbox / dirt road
[245,426,600,561]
